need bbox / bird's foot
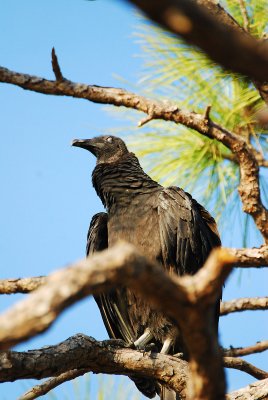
[143,343,158,354]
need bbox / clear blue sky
[0,1,267,399]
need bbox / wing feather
[87,212,134,343]
[158,187,221,275]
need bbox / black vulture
[72,135,221,399]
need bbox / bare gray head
[72,135,129,164]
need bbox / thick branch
[0,245,233,350]
[220,297,268,315]
[1,65,267,242]
[127,0,268,83]
[224,341,268,357]
[227,246,268,266]
[195,0,268,104]
[0,334,188,397]
[0,246,267,295]
[0,245,234,400]
[227,378,268,400]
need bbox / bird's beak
[72,138,101,156]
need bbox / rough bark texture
[0,2,268,398]
[223,357,268,380]
[226,378,268,400]
[0,277,46,294]
[0,244,235,400]
[220,297,268,315]
[227,247,268,266]
[0,334,188,396]
[1,335,266,400]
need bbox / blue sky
[0,0,267,399]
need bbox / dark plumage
[72,135,221,399]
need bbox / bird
[72,135,221,399]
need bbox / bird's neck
[92,153,161,209]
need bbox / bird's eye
[106,136,113,143]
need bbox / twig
[204,105,212,123]
[224,340,268,357]
[18,369,89,400]
[223,357,268,380]
[51,47,64,81]
[220,297,268,315]
[138,112,155,127]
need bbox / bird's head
[72,135,129,164]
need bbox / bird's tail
[160,386,181,400]
[131,377,159,399]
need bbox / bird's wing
[158,187,221,276]
[87,212,134,343]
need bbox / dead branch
[227,246,268,266]
[0,245,234,350]
[227,378,268,400]
[0,246,267,295]
[223,357,268,380]
[0,244,234,400]
[221,297,268,315]
[0,277,46,294]
[224,341,268,357]
[0,334,188,398]
[1,64,267,242]
[1,335,267,400]
[51,47,64,81]
[18,369,89,400]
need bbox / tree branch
[224,341,268,357]
[18,369,89,400]
[51,47,64,81]
[0,245,267,295]
[0,277,46,294]
[223,357,268,380]
[227,246,268,266]
[0,334,188,397]
[0,244,234,400]
[220,297,268,315]
[227,378,268,400]
[1,63,267,242]
[1,336,266,400]
[0,245,234,350]
[127,0,268,83]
